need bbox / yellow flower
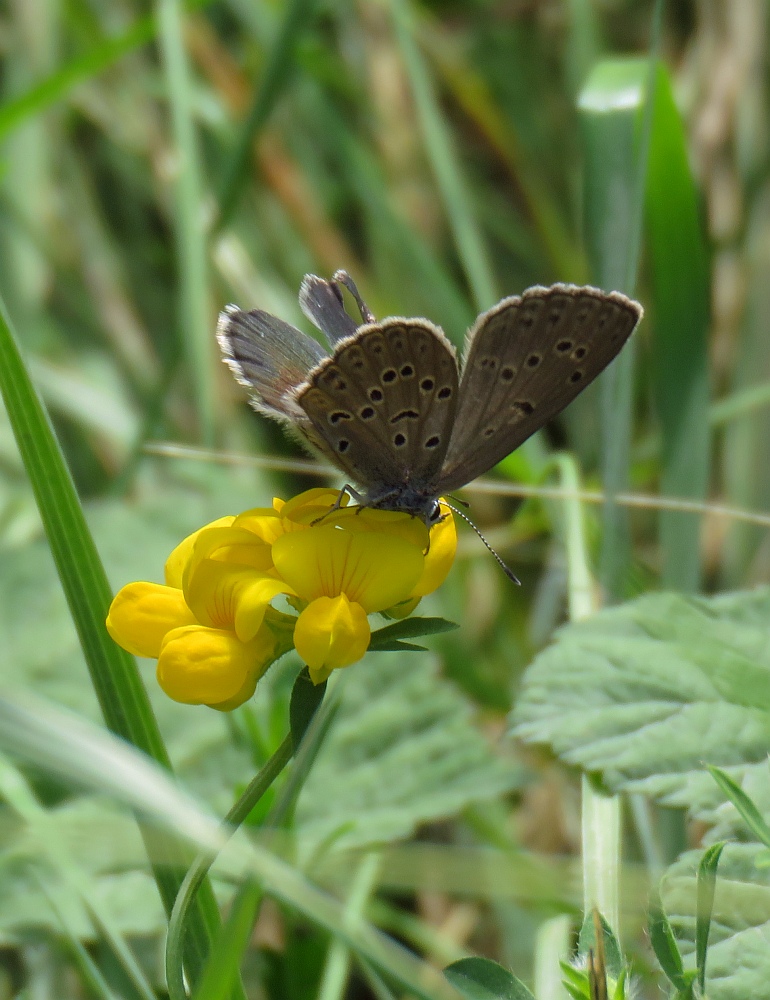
[106,488,457,706]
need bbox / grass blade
[0,0,212,142]
[391,0,497,311]
[695,842,725,992]
[158,0,215,444]
[645,63,710,592]
[216,0,320,230]
[0,297,223,985]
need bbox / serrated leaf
[662,843,770,1000]
[296,654,522,850]
[444,957,535,1000]
[512,589,770,824]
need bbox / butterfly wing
[295,318,459,499]
[437,284,643,492]
[217,306,327,423]
[299,274,358,347]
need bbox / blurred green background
[1,0,769,997]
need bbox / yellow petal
[106,582,197,658]
[328,507,431,555]
[272,526,423,612]
[293,595,370,682]
[183,525,275,592]
[409,508,457,597]
[280,487,349,525]
[157,625,272,706]
[184,560,291,637]
[165,516,235,588]
[231,507,287,544]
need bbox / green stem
[165,734,294,1000]
[555,453,621,938]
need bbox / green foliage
[444,957,535,1000]
[3,0,770,995]
[513,588,770,816]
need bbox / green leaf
[190,881,263,1000]
[696,841,725,992]
[645,63,710,592]
[662,843,770,1000]
[707,768,770,847]
[648,900,689,990]
[297,653,522,851]
[289,668,327,751]
[368,617,459,651]
[0,280,222,983]
[576,910,623,979]
[578,57,648,599]
[444,957,536,1000]
[512,589,770,821]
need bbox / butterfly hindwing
[217,306,327,423]
[295,318,459,498]
[437,284,642,492]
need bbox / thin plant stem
[165,734,294,1000]
[554,453,621,939]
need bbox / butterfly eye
[573,346,587,359]
[393,433,407,447]
[425,435,441,449]
[400,364,414,378]
[369,388,384,402]
[570,371,583,383]
[359,406,375,420]
[382,369,397,383]
[329,410,352,424]
[513,400,534,415]
[556,340,573,353]
[437,386,452,399]
[501,367,515,381]
[337,439,350,453]
[526,354,541,368]
[420,377,434,392]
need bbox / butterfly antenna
[333,270,376,324]
[439,501,520,585]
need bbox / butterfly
[217,271,642,525]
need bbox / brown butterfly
[218,271,642,525]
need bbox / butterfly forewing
[437,285,642,492]
[217,307,327,422]
[296,318,459,500]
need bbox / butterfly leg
[310,484,365,525]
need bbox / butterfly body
[218,274,643,525]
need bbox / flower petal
[165,516,235,588]
[410,508,457,597]
[106,582,197,658]
[273,526,424,612]
[293,594,370,682]
[280,487,349,525]
[184,560,291,637]
[157,624,275,706]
